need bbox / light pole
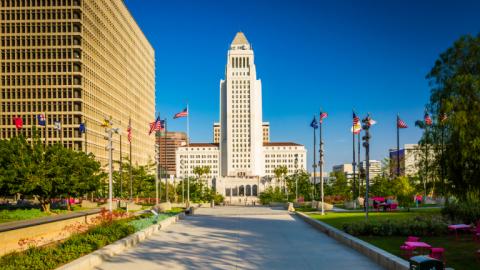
[180,159,185,204]
[295,154,298,202]
[155,142,159,205]
[105,120,120,212]
[361,114,372,220]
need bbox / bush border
[56,212,185,270]
[295,212,409,270]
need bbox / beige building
[213,121,270,143]
[157,131,187,176]
[0,0,155,165]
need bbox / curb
[56,212,185,270]
[296,212,409,270]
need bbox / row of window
[2,62,81,73]
[1,9,81,21]
[1,113,81,126]
[1,22,81,34]
[1,75,81,86]
[1,35,81,47]
[231,57,250,69]
[1,0,81,8]
[1,101,82,113]
[1,88,81,99]
[225,185,258,197]
[1,48,81,60]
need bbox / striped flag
[149,117,164,135]
[174,108,188,119]
[424,112,432,126]
[127,119,132,143]
[353,112,359,125]
[397,116,408,128]
[319,111,328,123]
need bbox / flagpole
[85,120,88,154]
[358,132,361,193]
[319,112,324,216]
[397,114,400,177]
[164,118,169,202]
[312,116,317,199]
[186,104,190,208]
[45,113,48,147]
[129,117,133,201]
[352,113,357,209]
[120,134,123,199]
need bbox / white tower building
[220,32,264,177]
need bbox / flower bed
[0,210,182,270]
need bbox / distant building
[359,160,382,179]
[389,144,421,176]
[310,171,331,184]
[332,163,356,179]
[157,132,187,176]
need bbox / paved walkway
[96,207,384,270]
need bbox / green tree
[370,175,393,197]
[285,170,313,201]
[329,171,351,200]
[392,176,416,210]
[273,166,288,195]
[426,33,480,199]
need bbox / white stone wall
[264,145,307,176]
[176,145,220,178]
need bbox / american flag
[424,112,433,126]
[319,111,328,123]
[397,116,408,128]
[174,108,188,119]
[127,122,132,143]
[353,112,359,125]
[149,117,164,135]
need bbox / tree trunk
[41,201,51,213]
[67,196,71,211]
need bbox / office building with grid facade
[0,0,155,165]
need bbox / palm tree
[273,166,288,196]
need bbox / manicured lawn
[0,207,89,224]
[308,209,480,270]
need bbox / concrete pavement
[95,206,384,270]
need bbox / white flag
[54,121,61,131]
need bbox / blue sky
[125,0,480,171]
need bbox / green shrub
[0,219,135,269]
[342,216,448,236]
[441,194,480,224]
[259,186,285,205]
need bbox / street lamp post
[105,121,120,213]
[361,114,372,220]
[295,154,298,202]
[155,142,159,205]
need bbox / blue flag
[79,123,86,133]
[37,114,46,126]
[310,117,318,129]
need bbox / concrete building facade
[0,0,155,165]
[157,131,187,176]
